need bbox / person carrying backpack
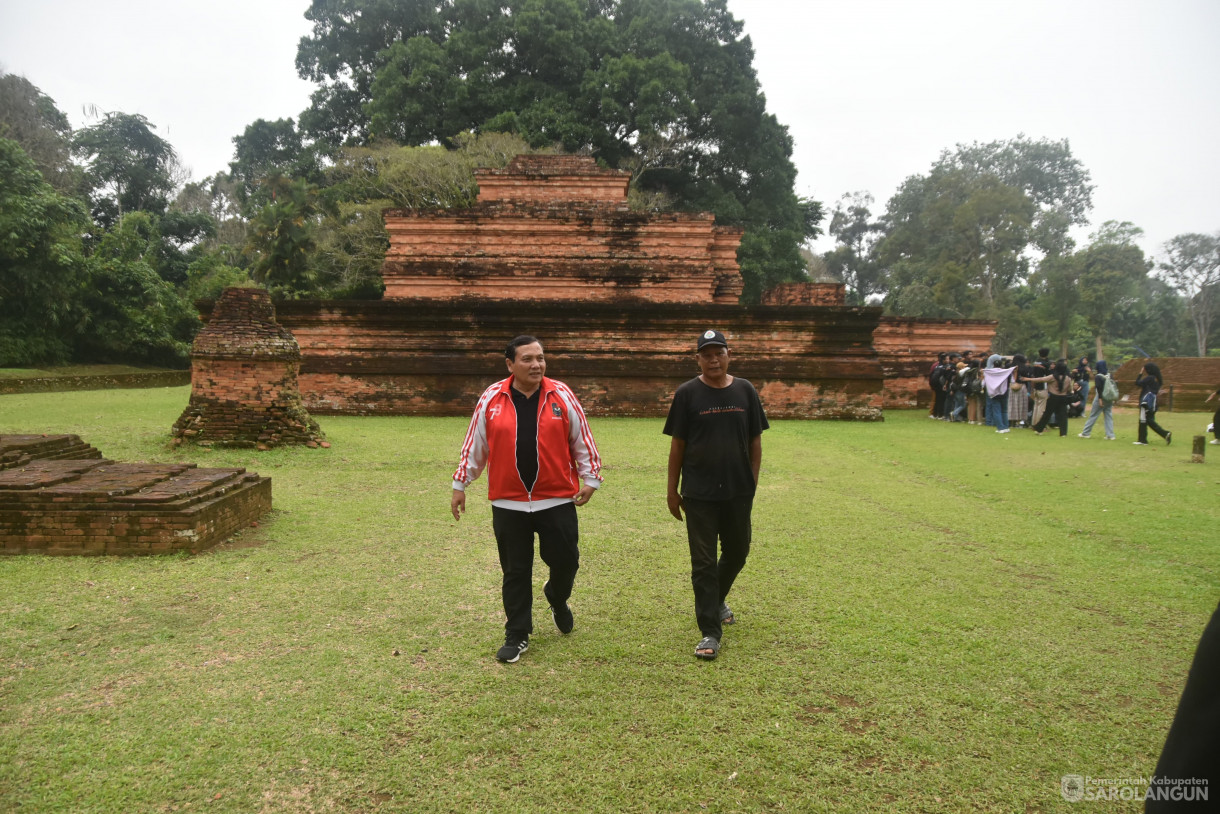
[1078,359,1118,440]
[1134,362,1171,446]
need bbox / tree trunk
[1095,335,1105,361]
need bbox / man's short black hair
[506,335,542,360]
[1039,348,1050,357]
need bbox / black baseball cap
[697,329,728,350]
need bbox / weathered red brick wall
[761,283,847,306]
[873,317,998,409]
[173,287,323,449]
[216,299,887,420]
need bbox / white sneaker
[1211,439,1220,445]
[1077,433,1089,438]
[1133,441,1148,445]
[1105,436,1115,440]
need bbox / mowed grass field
[1,386,1217,813]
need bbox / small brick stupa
[172,287,323,449]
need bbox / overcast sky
[2,0,1218,260]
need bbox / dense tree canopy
[294,0,818,300]
[876,136,1092,320]
[0,138,89,365]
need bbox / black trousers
[492,503,579,638]
[683,495,753,640]
[1139,407,1170,443]
[1147,602,1220,810]
[1033,394,1070,436]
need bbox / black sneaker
[544,580,573,634]
[496,635,529,663]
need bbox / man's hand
[451,489,465,521]
[667,489,684,521]
[573,484,596,506]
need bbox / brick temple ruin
[173,287,324,449]
[192,155,994,418]
[0,434,271,555]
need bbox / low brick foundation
[235,299,887,420]
[0,435,272,556]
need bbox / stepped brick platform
[1,434,103,470]
[172,287,323,449]
[0,456,271,556]
[1111,357,1220,411]
[381,154,744,304]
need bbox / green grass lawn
[0,365,179,380]
[1,387,1216,813]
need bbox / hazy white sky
[3,0,1218,260]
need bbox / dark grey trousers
[683,495,753,640]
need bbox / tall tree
[823,191,885,305]
[0,72,78,195]
[880,169,1034,316]
[1032,252,1083,358]
[72,112,182,229]
[877,136,1093,324]
[245,176,324,296]
[934,135,1093,256]
[1159,232,1220,356]
[293,0,818,301]
[1076,221,1150,360]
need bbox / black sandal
[719,602,735,625]
[695,636,720,660]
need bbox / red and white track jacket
[453,376,603,510]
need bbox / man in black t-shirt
[664,329,769,661]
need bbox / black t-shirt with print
[663,376,769,501]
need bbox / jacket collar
[496,375,554,399]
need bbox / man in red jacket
[451,335,604,663]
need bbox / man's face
[506,342,546,391]
[696,345,730,380]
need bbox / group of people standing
[927,350,1178,445]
